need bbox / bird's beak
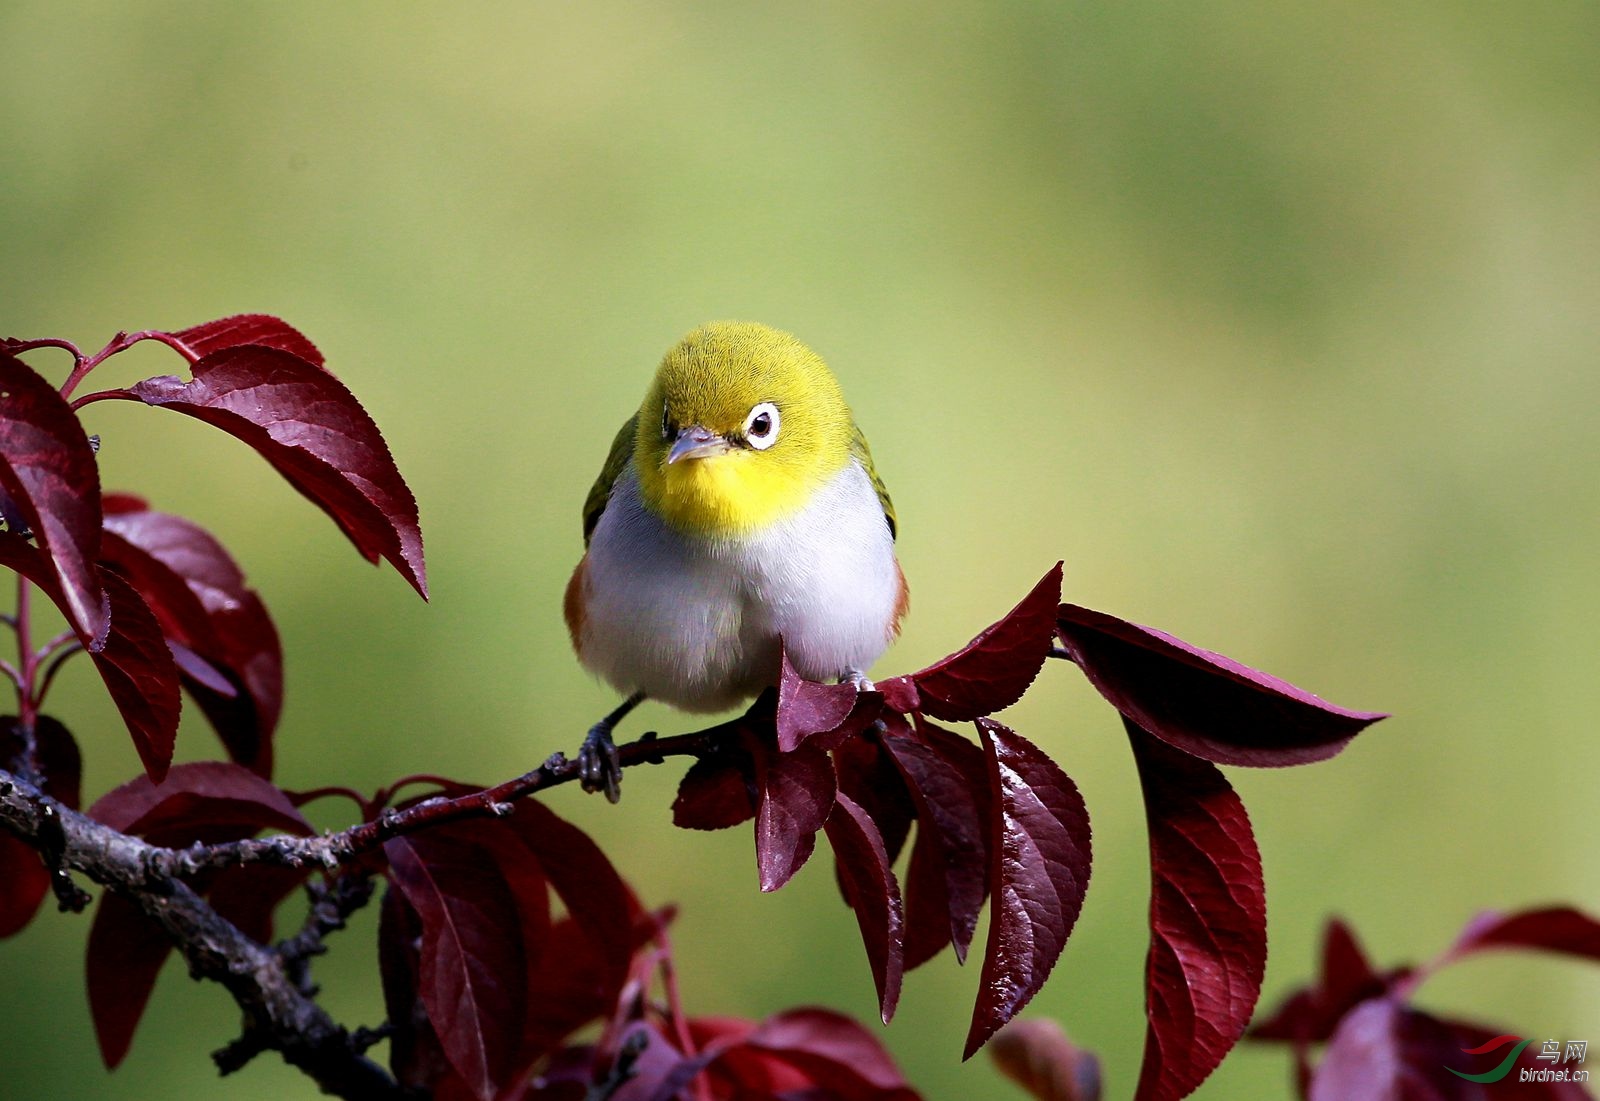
[667,425,732,464]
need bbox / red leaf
[672,747,757,831]
[0,715,80,937]
[778,647,866,752]
[1443,907,1600,969]
[1127,719,1266,1101]
[507,800,635,1060]
[911,564,1063,722]
[90,760,310,840]
[100,499,283,774]
[1057,605,1387,766]
[207,863,311,945]
[824,793,905,1024]
[379,885,457,1092]
[384,831,531,1100]
[989,1018,1103,1101]
[661,1009,922,1101]
[1251,918,1408,1044]
[833,728,916,868]
[877,675,920,715]
[170,314,325,366]
[965,719,1092,1060]
[879,716,989,968]
[741,1007,922,1098]
[1308,1000,1455,1101]
[92,568,184,782]
[85,762,310,1068]
[0,348,109,647]
[86,891,174,1068]
[125,345,427,598]
[753,735,837,893]
[0,536,181,779]
[0,832,49,939]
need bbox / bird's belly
[575,464,900,711]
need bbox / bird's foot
[842,669,876,693]
[578,723,622,804]
[577,691,643,803]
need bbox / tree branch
[0,716,741,1098]
[138,720,738,880]
[0,771,398,1099]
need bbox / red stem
[15,576,37,729]
[58,329,199,401]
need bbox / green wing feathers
[850,422,897,540]
[582,414,638,545]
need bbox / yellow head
[634,322,855,536]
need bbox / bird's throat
[646,454,814,537]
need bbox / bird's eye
[661,401,673,440]
[743,402,780,450]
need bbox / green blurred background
[3,3,1597,1098]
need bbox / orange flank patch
[889,559,910,641]
[564,554,589,653]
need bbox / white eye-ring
[743,402,780,450]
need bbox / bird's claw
[578,723,623,803]
[843,669,876,693]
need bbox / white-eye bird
[566,321,908,800]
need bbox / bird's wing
[849,422,897,540]
[582,414,638,546]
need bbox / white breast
[576,460,901,712]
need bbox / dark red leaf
[1443,907,1600,969]
[965,719,1092,1060]
[658,1009,921,1101]
[877,675,920,715]
[84,762,309,1069]
[753,735,837,893]
[87,891,174,1068]
[611,1021,707,1101]
[824,793,905,1024]
[384,831,531,1100]
[170,314,325,366]
[1308,999,1460,1101]
[0,535,180,779]
[778,647,866,752]
[741,1007,922,1098]
[0,348,109,646]
[207,864,310,945]
[879,715,989,968]
[100,499,283,774]
[911,564,1063,722]
[0,833,48,938]
[833,728,916,868]
[989,1018,1103,1101]
[1303,1000,1586,1101]
[1057,605,1387,767]
[125,345,427,598]
[1127,719,1266,1101]
[1251,918,1408,1044]
[507,800,635,1061]
[90,760,310,840]
[672,746,757,831]
[0,716,81,937]
[380,885,457,1092]
[92,568,184,781]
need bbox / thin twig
[135,722,736,880]
[0,769,398,1099]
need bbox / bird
[565,321,908,801]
